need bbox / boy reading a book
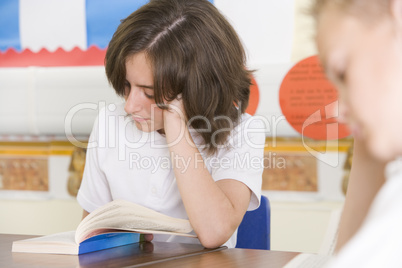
[313,0,402,265]
[77,0,265,249]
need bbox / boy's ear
[391,0,402,27]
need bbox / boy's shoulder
[232,113,266,139]
[219,113,266,152]
[238,113,265,129]
[98,102,126,119]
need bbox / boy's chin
[135,122,164,134]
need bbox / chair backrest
[235,195,270,250]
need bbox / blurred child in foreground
[314,0,402,266]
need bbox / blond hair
[311,0,390,21]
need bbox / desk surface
[1,233,299,267]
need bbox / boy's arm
[163,99,254,248]
[335,139,386,252]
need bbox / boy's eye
[143,88,154,99]
[144,92,154,99]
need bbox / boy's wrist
[164,117,188,143]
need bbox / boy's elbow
[198,236,224,249]
[197,225,234,249]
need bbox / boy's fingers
[144,234,154,242]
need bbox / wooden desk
[156,248,299,268]
[1,234,299,267]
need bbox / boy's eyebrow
[136,84,154,90]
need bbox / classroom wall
[0,0,299,136]
[0,0,347,254]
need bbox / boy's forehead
[125,53,154,82]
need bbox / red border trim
[0,46,106,67]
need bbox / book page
[13,231,76,245]
[12,231,78,255]
[76,200,194,243]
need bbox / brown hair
[311,0,390,21]
[105,0,251,155]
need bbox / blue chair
[235,195,270,250]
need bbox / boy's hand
[140,233,154,242]
[163,94,186,124]
[144,233,153,242]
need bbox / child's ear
[391,0,402,27]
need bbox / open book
[12,199,196,255]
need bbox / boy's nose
[124,89,142,115]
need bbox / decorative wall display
[0,141,74,199]
[0,156,49,191]
[67,147,86,197]
[279,55,350,140]
[0,0,294,68]
[262,152,318,192]
[0,0,151,67]
[0,0,212,67]
[341,143,354,195]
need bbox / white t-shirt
[77,102,265,248]
[327,158,402,267]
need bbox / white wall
[0,0,308,137]
[0,199,82,235]
[0,66,120,136]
